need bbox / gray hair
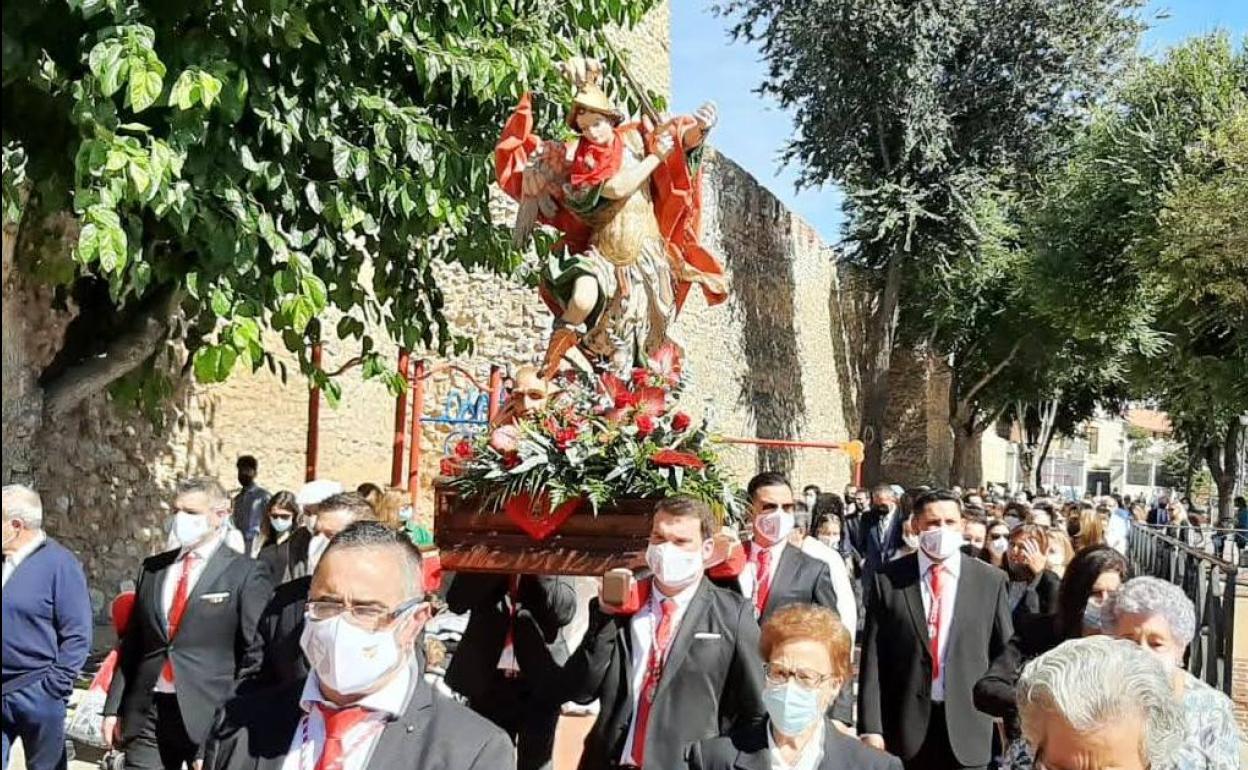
[175,477,231,513]
[1104,576,1196,646]
[2,484,44,529]
[1018,637,1184,767]
[321,521,425,600]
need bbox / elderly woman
[1106,577,1241,768]
[687,604,900,770]
[1017,636,1184,769]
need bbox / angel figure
[495,57,728,378]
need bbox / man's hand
[861,733,886,751]
[706,527,741,568]
[102,716,121,749]
[694,101,719,131]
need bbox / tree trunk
[1034,426,1058,492]
[1205,419,1243,525]
[857,250,904,486]
[951,419,985,487]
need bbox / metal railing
[1128,523,1239,696]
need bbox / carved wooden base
[434,487,655,575]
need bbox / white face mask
[989,537,1009,556]
[270,517,293,534]
[754,512,795,546]
[308,533,330,574]
[299,615,407,695]
[173,511,213,548]
[919,527,964,561]
[645,542,704,591]
[817,534,839,549]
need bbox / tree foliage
[2,0,659,418]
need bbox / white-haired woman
[1017,636,1185,769]
[1106,576,1242,769]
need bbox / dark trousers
[122,694,198,770]
[903,704,988,770]
[468,671,560,770]
[1,680,69,770]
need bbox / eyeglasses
[305,596,426,631]
[763,663,836,689]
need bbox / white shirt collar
[651,576,701,611]
[180,531,225,562]
[7,530,47,568]
[918,547,962,579]
[300,664,412,719]
[766,718,825,770]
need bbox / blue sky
[671,1,1248,243]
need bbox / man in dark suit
[245,493,376,691]
[558,496,765,770]
[103,477,273,770]
[858,489,1013,770]
[203,521,513,770]
[707,472,850,724]
[854,485,905,592]
[445,572,576,770]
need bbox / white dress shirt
[767,719,825,770]
[620,578,701,764]
[1,531,46,587]
[154,534,224,693]
[917,549,962,703]
[736,539,788,601]
[798,537,858,641]
[280,666,412,770]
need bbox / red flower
[554,426,580,451]
[601,373,631,403]
[672,412,692,432]
[648,342,683,382]
[502,454,522,470]
[635,414,656,437]
[633,387,667,418]
[630,368,650,387]
[650,449,706,470]
[614,391,636,409]
[440,458,460,477]
[454,440,474,460]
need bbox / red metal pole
[854,459,863,488]
[487,364,503,422]
[305,343,323,482]
[408,359,426,510]
[391,349,411,488]
[716,436,850,451]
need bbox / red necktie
[316,705,371,770]
[754,545,773,616]
[631,598,677,766]
[161,553,198,682]
[928,565,943,681]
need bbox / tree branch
[41,288,182,420]
[964,337,1024,405]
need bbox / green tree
[1031,35,1248,519]
[718,0,1144,483]
[2,0,658,421]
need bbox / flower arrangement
[447,343,742,524]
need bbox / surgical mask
[919,528,963,561]
[308,533,330,574]
[754,512,794,545]
[1083,598,1105,632]
[300,615,406,695]
[645,542,703,591]
[172,511,212,547]
[763,681,823,736]
[270,517,293,535]
[989,537,1009,556]
[398,506,414,522]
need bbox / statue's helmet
[562,58,623,129]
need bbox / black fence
[1128,523,1239,696]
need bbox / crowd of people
[2,457,1243,770]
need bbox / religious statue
[495,57,728,378]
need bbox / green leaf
[304,182,323,214]
[302,274,328,310]
[186,271,201,299]
[76,222,100,265]
[128,161,151,195]
[129,67,163,113]
[169,69,198,110]
[211,287,231,316]
[332,141,352,179]
[89,41,127,96]
[198,71,223,108]
[193,345,238,383]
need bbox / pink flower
[490,425,521,455]
[672,412,692,432]
[633,387,667,418]
[630,368,649,387]
[636,415,656,437]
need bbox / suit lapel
[900,560,931,654]
[188,544,234,606]
[765,544,801,615]
[146,552,178,640]
[364,672,433,767]
[734,747,771,770]
[653,579,711,702]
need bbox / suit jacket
[444,573,576,705]
[559,578,766,770]
[245,576,312,691]
[261,527,311,584]
[202,669,514,770]
[710,543,852,723]
[858,552,1012,766]
[1011,569,1060,622]
[854,508,904,587]
[104,542,273,748]
[687,719,903,770]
